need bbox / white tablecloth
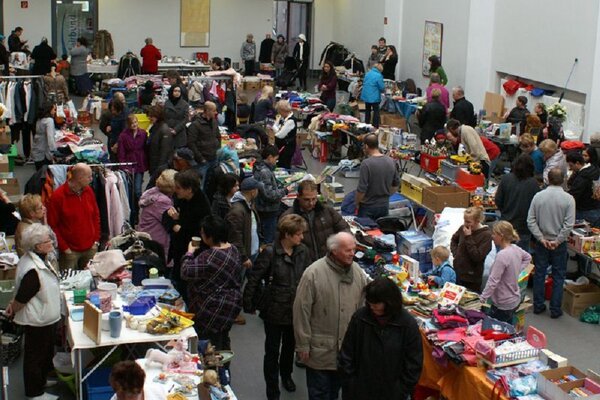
[87,64,119,74]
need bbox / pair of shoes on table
[282,376,296,392]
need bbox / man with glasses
[281,180,349,263]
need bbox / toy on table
[145,335,194,370]
[199,369,230,400]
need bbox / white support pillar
[384,0,403,78]
[583,7,600,142]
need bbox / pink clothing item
[137,186,173,260]
[426,83,450,111]
[480,244,531,310]
[104,171,125,239]
[117,128,148,173]
[436,327,467,342]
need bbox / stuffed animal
[145,335,193,370]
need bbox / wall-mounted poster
[181,0,210,47]
[422,21,443,77]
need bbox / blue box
[84,367,113,400]
[396,230,433,254]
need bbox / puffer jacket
[360,67,384,103]
[293,256,369,370]
[253,161,286,213]
[147,121,174,175]
[338,307,423,400]
[226,192,260,263]
[568,164,600,211]
[137,186,173,260]
[240,41,256,61]
[243,242,310,324]
[187,114,220,164]
[281,199,349,262]
[271,41,288,68]
[164,99,189,149]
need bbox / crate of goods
[400,173,434,204]
[420,153,446,174]
[440,159,465,181]
[568,227,600,253]
[396,230,433,272]
[83,367,113,400]
[422,185,470,213]
[0,154,8,173]
[562,283,600,317]
[560,378,600,399]
[475,326,545,368]
[537,366,587,400]
[456,168,485,191]
[0,145,18,172]
[243,78,261,91]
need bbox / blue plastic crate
[84,367,113,400]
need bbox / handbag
[252,249,276,313]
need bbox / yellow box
[134,113,151,132]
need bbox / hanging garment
[105,170,126,239]
[92,30,115,58]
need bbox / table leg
[76,349,82,400]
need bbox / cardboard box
[562,283,600,317]
[400,174,433,204]
[0,154,8,173]
[559,379,600,399]
[568,227,600,253]
[396,230,433,271]
[422,185,471,213]
[380,113,407,130]
[537,366,586,400]
[0,177,19,196]
[483,91,505,119]
[0,128,10,145]
[0,268,16,280]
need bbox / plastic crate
[83,367,113,400]
[7,145,17,172]
[440,159,464,181]
[134,113,151,132]
[420,153,446,174]
[456,168,485,191]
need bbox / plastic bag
[509,375,537,397]
[580,305,600,324]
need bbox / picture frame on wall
[180,0,210,47]
[422,21,443,77]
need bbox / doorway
[51,0,97,56]
[272,1,312,65]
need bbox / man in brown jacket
[226,177,261,269]
[281,180,349,262]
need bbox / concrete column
[384,0,403,78]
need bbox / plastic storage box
[456,168,485,191]
[440,159,464,181]
[123,296,156,315]
[83,367,113,400]
[420,153,447,174]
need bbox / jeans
[259,211,278,244]
[131,172,144,224]
[324,97,336,112]
[245,60,255,76]
[196,160,217,191]
[516,232,532,253]
[23,323,57,397]
[306,367,341,400]
[364,102,381,128]
[487,304,516,324]
[577,209,600,228]
[357,204,389,220]
[264,322,295,399]
[488,157,499,178]
[533,240,567,316]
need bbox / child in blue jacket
[427,246,457,287]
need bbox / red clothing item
[140,44,162,74]
[480,136,501,161]
[47,183,100,252]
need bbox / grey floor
[5,100,600,399]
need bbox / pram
[276,56,299,89]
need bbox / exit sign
[21,1,28,8]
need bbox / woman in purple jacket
[138,169,176,260]
[118,114,149,201]
[318,60,338,111]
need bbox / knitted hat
[240,177,260,191]
[298,34,306,42]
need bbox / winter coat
[271,41,288,68]
[240,41,256,61]
[69,46,89,76]
[429,260,457,287]
[293,42,310,68]
[187,114,221,164]
[31,43,56,75]
[117,128,148,173]
[0,43,9,75]
[211,192,231,220]
[293,256,369,370]
[450,225,492,286]
[338,307,423,400]
[506,106,530,134]
[243,242,310,325]
[319,74,338,103]
[281,199,349,262]
[450,97,476,127]
[226,192,261,263]
[253,161,286,213]
[164,99,189,149]
[147,121,173,175]
[140,44,161,74]
[495,174,540,234]
[382,55,398,80]
[259,37,275,64]
[137,186,173,259]
[568,164,600,211]
[418,100,447,143]
[254,98,275,122]
[8,32,25,52]
[92,30,114,58]
[360,68,384,104]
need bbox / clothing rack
[87,162,136,167]
[0,75,43,79]
[188,76,238,129]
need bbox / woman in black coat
[243,214,311,400]
[417,89,447,143]
[146,104,174,176]
[31,38,56,75]
[339,277,423,400]
[382,45,398,80]
[164,85,190,149]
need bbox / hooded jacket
[450,225,492,286]
[338,307,423,400]
[187,114,221,164]
[281,199,349,262]
[138,186,173,260]
[253,161,286,213]
[360,67,384,104]
[226,191,261,263]
[147,121,174,175]
[164,92,189,149]
[568,164,600,211]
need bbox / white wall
[98,0,273,62]
[332,0,385,61]
[493,0,598,95]
[399,0,471,91]
[312,0,335,69]
[3,1,52,46]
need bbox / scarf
[168,85,181,105]
[326,255,354,284]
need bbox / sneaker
[533,305,546,315]
[550,311,563,319]
[25,157,35,165]
[28,393,59,400]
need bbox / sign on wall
[57,4,92,56]
[422,21,443,77]
[181,0,210,47]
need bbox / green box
[7,144,17,172]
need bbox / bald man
[47,163,100,270]
[293,232,369,399]
[187,101,221,190]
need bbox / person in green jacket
[428,55,447,85]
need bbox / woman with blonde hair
[15,194,56,258]
[254,85,275,123]
[480,221,532,323]
[272,100,297,169]
[450,206,492,293]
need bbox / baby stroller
[276,56,299,89]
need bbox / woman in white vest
[6,223,61,400]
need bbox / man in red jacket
[48,163,100,270]
[140,37,161,74]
